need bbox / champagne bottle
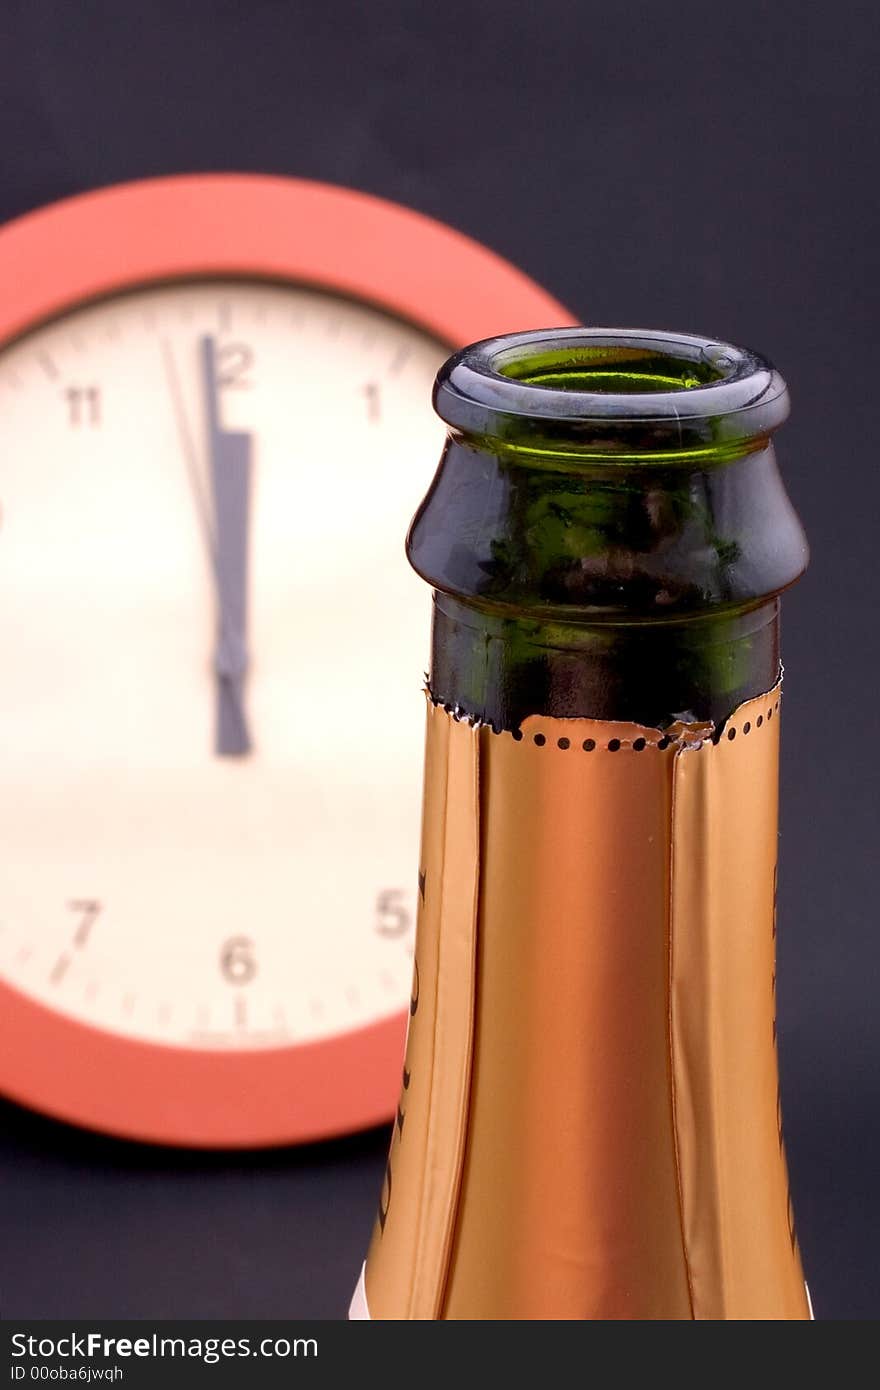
[353,328,811,1321]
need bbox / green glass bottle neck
[408,329,808,729]
[429,593,780,729]
[410,436,806,627]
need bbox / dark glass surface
[409,329,808,728]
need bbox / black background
[0,1,877,1321]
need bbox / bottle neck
[429,592,780,728]
[366,330,810,1319]
[410,432,804,728]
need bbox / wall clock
[0,173,570,1147]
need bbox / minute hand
[201,335,253,757]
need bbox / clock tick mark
[122,994,136,1016]
[158,1003,172,1025]
[16,946,32,965]
[234,993,248,1028]
[346,986,360,1008]
[363,380,381,422]
[309,998,324,1020]
[389,345,410,376]
[50,953,72,984]
[84,981,99,1002]
[218,301,231,331]
[38,352,59,381]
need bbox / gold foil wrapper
[363,688,808,1320]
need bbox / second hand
[161,336,254,757]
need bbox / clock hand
[160,337,254,757]
[200,335,254,757]
[161,338,215,559]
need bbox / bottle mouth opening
[434,328,789,458]
[498,345,730,394]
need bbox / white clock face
[0,279,446,1050]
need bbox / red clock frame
[0,174,572,1147]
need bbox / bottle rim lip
[433,327,789,450]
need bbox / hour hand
[201,336,253,757]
